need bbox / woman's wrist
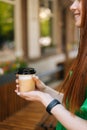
[40,92,54,107]
[46,99,61,114]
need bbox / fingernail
[35,76,39,79]
[32,75,39,79]
[32,75,36,77]
[17,92,20,95]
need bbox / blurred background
[0,0,81,128]
[0,0,79,83]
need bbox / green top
[56,98,87,130]
[56,71,87,130]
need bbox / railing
[0,73,28,121]
[0,63,65,122]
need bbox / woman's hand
[33,76,47,91]
[15,75,63,103]
[18,91,53,107]
[15,75,53,107]
[15,75,47,93]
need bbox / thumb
[32,76,46,90]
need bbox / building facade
[0,0,79,74]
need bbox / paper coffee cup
[17,67,36,92]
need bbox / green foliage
[0,59,27,75]
[40,19,51,36]
[0,2,14,45]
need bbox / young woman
[15,0,87,129]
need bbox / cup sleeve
[80,98,87,112]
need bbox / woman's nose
[70,1,78,11]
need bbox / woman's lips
[74,13,80,19]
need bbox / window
[39,0,56,55]
[0,1,15,60]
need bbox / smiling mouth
[74,13,80,16]
[74,13,80,18]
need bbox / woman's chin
[75,22,81,28]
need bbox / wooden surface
[0,101,57,130]
[0,81,28,121]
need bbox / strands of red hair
[61,0,87,113]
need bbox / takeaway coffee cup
[17,67,36,92]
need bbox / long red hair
[61,0,87,113]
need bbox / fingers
[15,74,19,94]
[32,75,44,86]
[33,76,46,90]
[15,75,46,97]
[16,79,19,83]
[15,84,19,94]
[15,91,40,101]
[32,75,39,81]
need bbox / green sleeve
[80,98,87,112]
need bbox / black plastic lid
[16,67,36,75]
